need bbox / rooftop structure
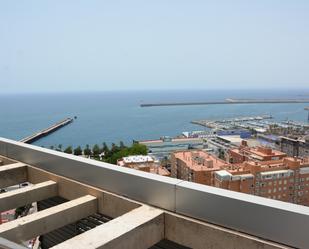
[171,150,228,185]
[117,155,170,177]
[182,130,216,139]
[217,135,244,146]
[0,138,308,248]
[228,141,286,164]
[139,137,205,160]
[122,155,154,164]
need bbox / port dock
[141,98,309,107]
[20,118,73,144]
[191,115,273,129]
[191,115,309,133]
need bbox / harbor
[140,98,309,107]
[191,115,273,129]
[191,115,309,135]
[20,118,74,144]
[1,91,308,148]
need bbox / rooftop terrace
[0,138,308,248]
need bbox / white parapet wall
[0,137,309,248]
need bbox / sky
[0,1,309,93]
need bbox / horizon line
[1,87,309,95]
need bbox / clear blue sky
[1,1,309,93]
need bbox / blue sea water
[0,89,308,148]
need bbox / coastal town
[2,1,309,247]
[119,112,309,206]
[1,111,309,231]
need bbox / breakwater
[141,98,309,107]
[20,118,74,144]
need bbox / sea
[0,89,308,148]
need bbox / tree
[84,144,92,157]
[129,143,147,155]
[56,144,62,151]
[105,143,147,164]
[49,145,54,150]
[64,146,73,154]
[92,144,100,157]
[102,142,109,154]
[119,141,126,149]
[111,143,119,153]
[74,146,82,156]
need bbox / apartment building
[214,157,309,206]
[171,150,227,185]
[280,135,309,158]
[171,149,309,206]
[228,141,286,163]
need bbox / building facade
[214,157,309,206]
[171,150,227,185]
[171,149,309,206]
[280,136,309,158]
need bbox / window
[279,180,282,184]
[273,188,276,193]
[268,182,272,186]
[283,186,287,190]
[278,187,282,191]
[268,189,271,194]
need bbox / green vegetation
[92,144,101,157]
[83,144,92,157]
[73,146,82,156]
[49,141,147,165]
[64,146,73,154]
[105,143,147,164]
